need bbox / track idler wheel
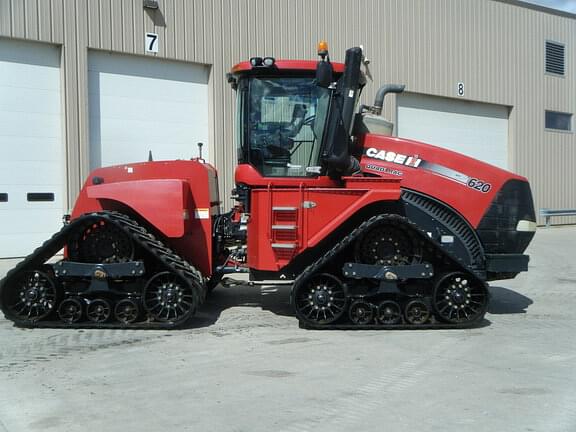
[143,272,197,324]
[349,300,374,325]
[293,273,348,325]
[114,299,140,324]
[87,298,112,323]
[404,300,430,325]
[58,298,84,324]
[377,300,402,325]
[433,272,488,324]
[3,270,57,322]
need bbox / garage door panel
[0,40,64,258]
[0,196,62,213]
[0,161,63,186]
[0,86,61,113]
[89,52,209,170]
[0,61,60,90]
[93,116,206,140]
[88,52,208,84]
[397,94,509,169]
[91,94,208,123]
[0,137,61,162]
[0,111,61,139]
[91,73,208,103]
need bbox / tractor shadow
[487,286,533,315]
[187,280,534,329]
[186,279,294,329]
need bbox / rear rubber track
[291,213,489,330]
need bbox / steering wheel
[303,115,315,126]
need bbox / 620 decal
[467,178,492,193]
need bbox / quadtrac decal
[364,148,492,193]
[365,164,403,176]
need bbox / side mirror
[316,61,333,88]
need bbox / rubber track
[0,211,206,329]
[291,213,488,330]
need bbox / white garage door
[397,93,509,169]
[0,40,64,258]
[88,52,210,169]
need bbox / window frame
[544,110,573,133]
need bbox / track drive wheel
[404,300,430,325]
[377,300,402,325]
[354,221,421,266]
[58,298,84,324]
[433,272,488,324]
[293,273,347,325]
[3,270,58,322]
[69,218,134,263]
[143,272,197,324]
[349,300,374,325]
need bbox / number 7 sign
[145,33,159,53]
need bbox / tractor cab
[229,60,343,178]
[229,44,366,181]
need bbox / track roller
[58,298,84,324]
[87,299,112,323]
[404,300,430,325]
[349,300,374,325]
[376,300,402,325]
[114,299,140,324]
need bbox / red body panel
[71,160,219,276]
[359,134,528,228]
[243,167,401,272]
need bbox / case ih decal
[365,148,422,167]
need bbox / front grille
[476,179,536,254]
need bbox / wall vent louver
[546,41,565,75]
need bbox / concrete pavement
[0,226,575,431]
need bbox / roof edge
[491,0,576,19]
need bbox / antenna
[148,150,153,161]
[197,142,204,161]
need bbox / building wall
[0,0,574,223]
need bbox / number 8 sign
[457,82,464,97]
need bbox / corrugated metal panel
[2,0,575,225]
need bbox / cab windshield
[238,77,331,177]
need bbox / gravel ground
[0,226,575,432]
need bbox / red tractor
[0,44,536,329]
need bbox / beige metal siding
[0,0,574,225]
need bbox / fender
[85,179,191,238]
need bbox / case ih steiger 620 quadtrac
[0,43,536,330]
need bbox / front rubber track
[0,211,206,329]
